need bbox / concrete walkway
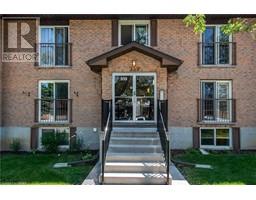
[170,162,190,185]
[82,161,101,185]
[82,161,189,185]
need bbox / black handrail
[157,102,170,185]
[101,102,112,184]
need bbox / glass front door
[113,73,156,122]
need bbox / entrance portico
[86,42,183,127]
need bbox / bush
[70,137,83,152]
[41,133,59,153]
[9,138,21,152]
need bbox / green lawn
[0,153,94,185]
[173,150,256,185]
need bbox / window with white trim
[39,26,69,66]
[39,80,70,123]
[201,25,232,65]
[39,127,70,149]
[200,128,231,148]
[200,80,232,122]
[119,20,150,46]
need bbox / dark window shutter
[232,127,240,153]
[112,19,118,46]
[150,19,157,46]
[193,127,200,149]
[30,127,39,150]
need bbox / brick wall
[1,18,255,130]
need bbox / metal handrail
[101,108,112,184]
[158,105,170,185]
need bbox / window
[201,25,232,65]
[200,80,232,122]
[39,127,70,149]
[200,128,231,148]
[39,26,69,66]
[39,81,70,122]
[119,20,150,46]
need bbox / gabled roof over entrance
[86,42,183,73]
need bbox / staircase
[100,129,171,185]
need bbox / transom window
[200,128,231,148]
[119,20,150,46]
[39,127,70,149]
[38,80,70,123]
[39,26,70,66]
[201,25,232,65]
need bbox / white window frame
[38,127,70,150]
[118,20,150,46]
[38,80,70,123]
[39,25,70,67]
[200,25,233,66]
[200,80,232,123]
[200,127,232,149]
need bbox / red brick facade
[0,16,255,150]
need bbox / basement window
[39,127,70,150]
[200,128,231,149]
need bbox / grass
[173,150,256,185]
[0,153,94,185]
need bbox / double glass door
[113,73,156,122]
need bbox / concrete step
[111,131,158,138]
[102,172,171,185]
[106,152,165,162]
[110,137,160,145]
[108,144,162,153]
[105,161,166,173]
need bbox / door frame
[112,72,157,123]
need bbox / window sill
[198,64,236,68]
[36,66,72,69]
[35,122,72,127]
[198,121,236,126]
[200,145,232,150]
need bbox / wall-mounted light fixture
[74,91,79,97]
[130,60,140,71]
[22,91,30,97]
[159,89,165,101]
[132,60,136,67]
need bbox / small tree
[9,138,21,152]
[183,14,256,39]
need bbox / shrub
[41,133,59,153]
[9,138,21,152]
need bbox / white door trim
[112,72,157,123]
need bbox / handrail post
[166,140,170,185]
[101,140,105,184]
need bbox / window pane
[135,25,148,45]
[136,76,154,97]
[55,83,68,99]
[56,128,69,146]
[202,82,215,120]
[202,27,215,64]
[115,76,133,97]
[55,83,69,121]
[40,83,54,121]
[201,129,214,145]
[115,98,133,121]
[55,27,68,65]
[216,129,229,146]
[218,29,230,64]
[40,28,54,66]
[121,25,133,45]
